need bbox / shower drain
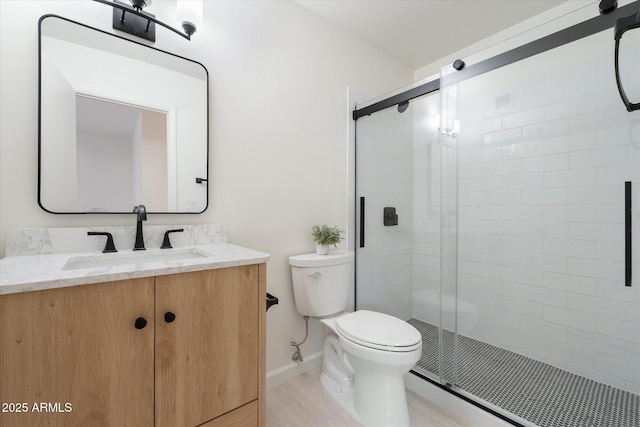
[408,319,639,427]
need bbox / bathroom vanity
[0,230,269,427]
[1,9,267,425]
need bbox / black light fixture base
[599,0,618,14]
[112,0,156,42]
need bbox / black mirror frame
[38,14,209,214]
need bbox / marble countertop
[0,243,270,295]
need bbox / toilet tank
[289,251,354,318]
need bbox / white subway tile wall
[443,29,639,394]
[356,25,639,397]
[356,104,415,320]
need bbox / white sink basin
[63,248,209,271]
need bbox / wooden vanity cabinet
[0,277,156,427]
[0,264,266,427]
[155,265,264,426]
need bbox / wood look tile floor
[266,367,466,427]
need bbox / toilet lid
[336,311,421,352]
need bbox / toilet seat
[336,310,421,352]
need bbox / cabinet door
[200,400,258,427]
[0,279,155,427]
[155,265,259,427]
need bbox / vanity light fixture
[176,0,203,40]
[93,0,202,42]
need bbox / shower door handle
[625,181,632,286]
[360,197,365,248]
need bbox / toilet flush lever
[308,272,322,278]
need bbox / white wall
[141,110,169,211]
[411,92,443,315]
[0,0,412,376]
[77,130,134,211]
[39,52,78,211]
[414,1,610,82]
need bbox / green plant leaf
[311,224,344,246]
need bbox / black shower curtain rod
[353,1,639,120]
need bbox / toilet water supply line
[291,316,310,362]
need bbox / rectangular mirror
[39,14,208,213]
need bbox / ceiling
[296,0,568,70]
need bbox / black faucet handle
[161,229,185,249]
[133,204,147,220]
[88,232,117,253]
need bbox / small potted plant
[311,224,344,255]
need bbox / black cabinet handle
[164,312,176,323]
[134,317,147,329]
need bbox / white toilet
[289,251,422,427]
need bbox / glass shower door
[355,89,445,382]
[440,21,640,426]
[354,100,415,321]
[438,77,460,389]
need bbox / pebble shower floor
[407,319,639,427]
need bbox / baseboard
[266,351,322,389]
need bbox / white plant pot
[316,244,329,255]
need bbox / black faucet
[133,204,147,251]
[161,229,184,249]
[87,231,117,253]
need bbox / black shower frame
[352,2,639,426]
[353,2,639,120]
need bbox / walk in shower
[354,2,639,426]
